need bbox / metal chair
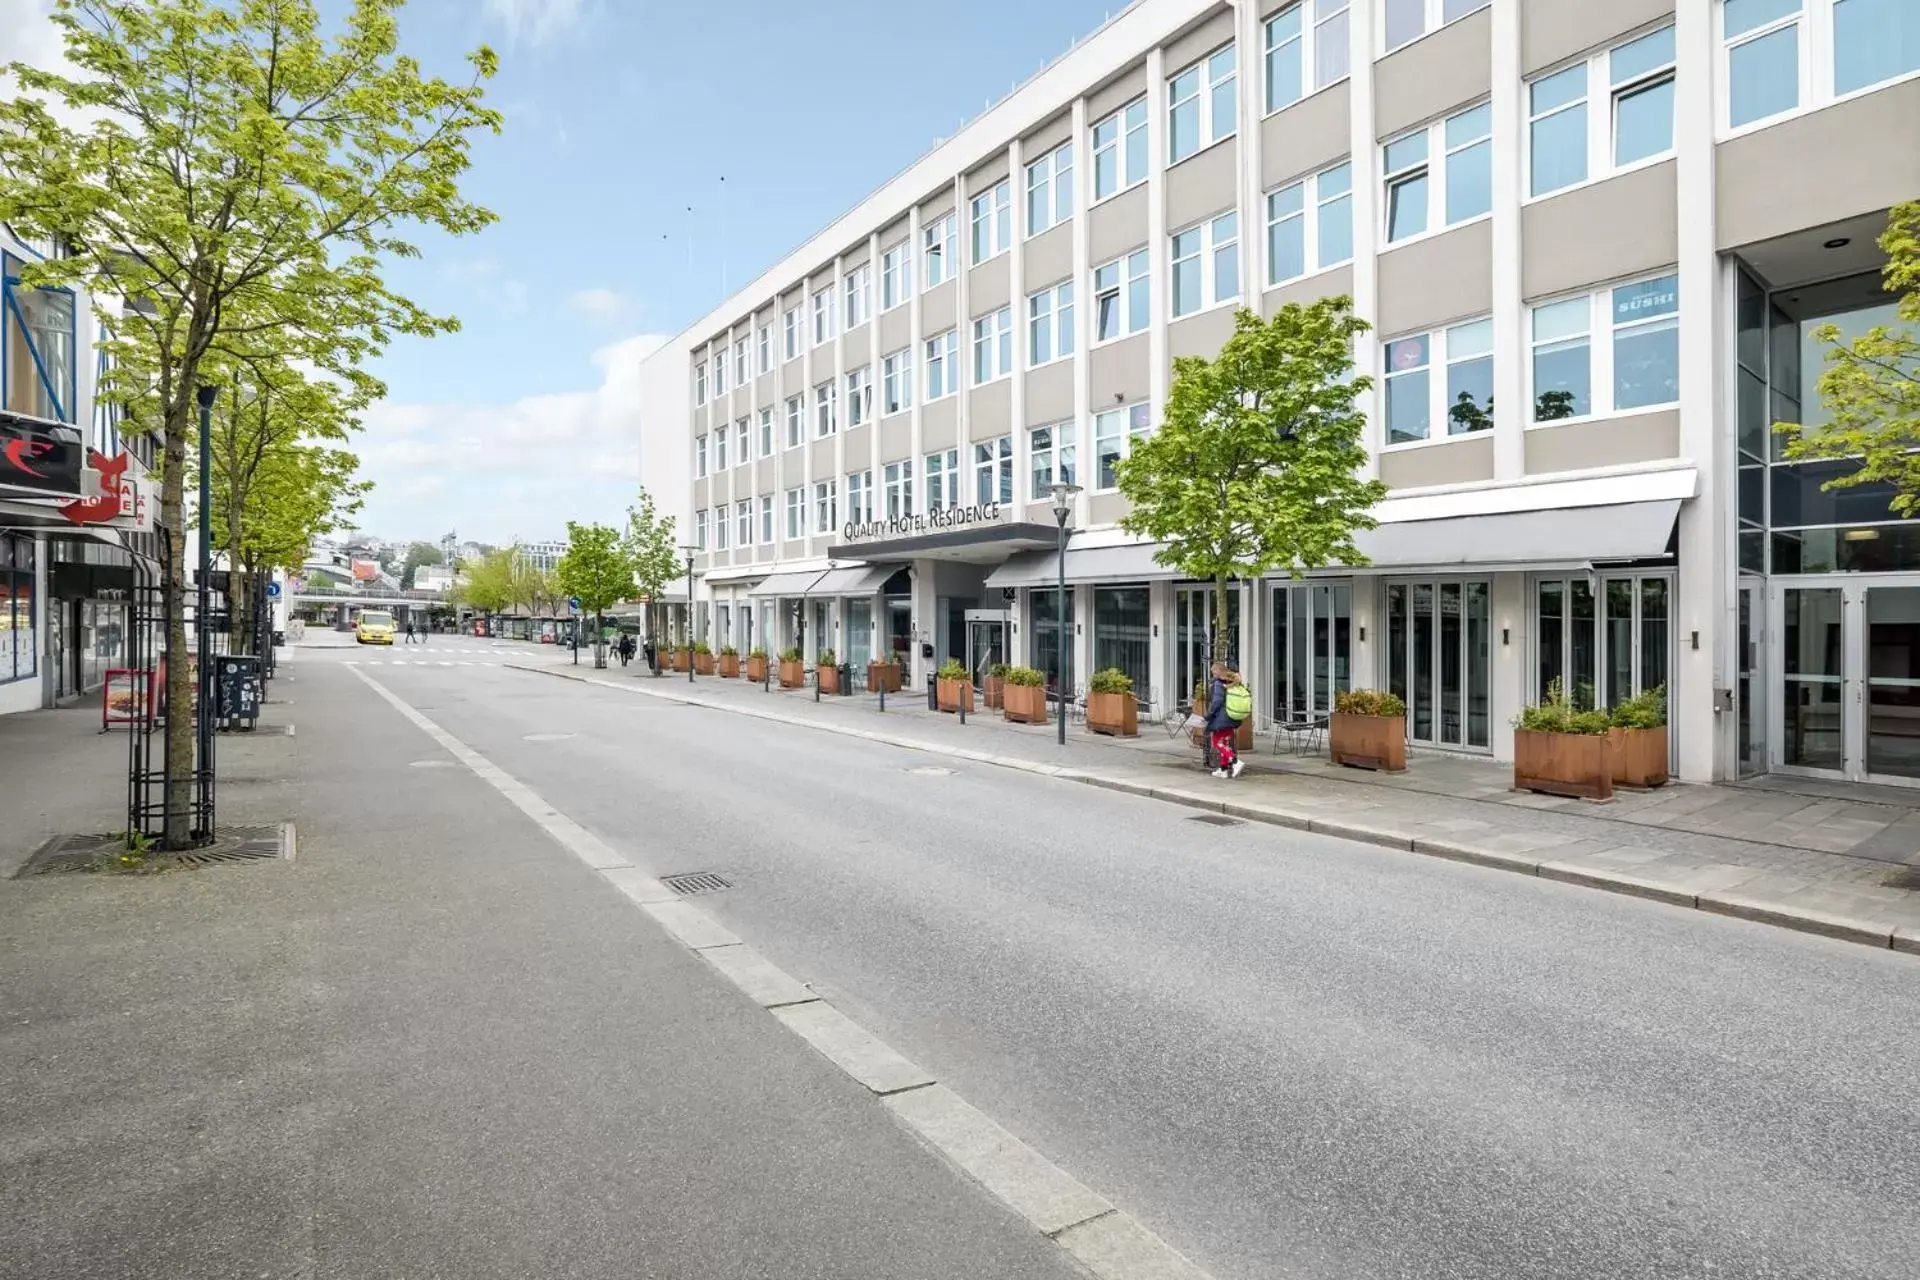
[1275,714,1329,755]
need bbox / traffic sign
[567,596,581,612]
[265,581,282,599]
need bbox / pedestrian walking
[404,619,417,645]
[1206,661,1248,780]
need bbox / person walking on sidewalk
[403,619,417,645]
[1205,661,1247,780]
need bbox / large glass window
[925,329,958,400]
[843,263,870,328]
[882,348,913,415]
[1094,586,1151,704]
[1168,45,1237,165]
[1170,212,1239,318]
[1091,97,1148,200]
[1030,423,1077,499]
[923,448,959,512]
[1031,586,1076,696]
[0,534,36,683]
[1611,26,1676,165]
[1026,142,1074,235]
[884,460,914,520]
[974,436,1013,506]
[1528,64,1588,197]
[972,306,1014,384]
[1383,130,1430,243]
[1270,582,1350,721]
[1028,281,1075,367]
[1834,0,1920,95]
[1264,1,1350,111]
[1093,402,1152,490]
[1093,248,1150,341]
[881,241,913,310]
[971,181,1012,264]
[923,212,957,289]
[1725,0,1802,127]
[1388,579,1491,748]
[1611,274,1680,410]
[1384,335,1431,444]
[1530,295,1594,421]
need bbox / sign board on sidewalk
[102,667,153,730]
[214,655,264,724]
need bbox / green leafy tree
[622,488,681,673]
[555,522,635,669]
[460,547,515,615]
[0,0,500,847]
[399,541,444,590]
[1118,300,1386,665]
[1777,202,1920,509]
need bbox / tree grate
[662,871,732,896]
[1185,813,1243,827]
[14,825,291,877]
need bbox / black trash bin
[926,673,938,711]
[839,663,854,696]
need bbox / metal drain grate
[15,824,290,877]
[1185,813,1243,827]
[662,871,732,896]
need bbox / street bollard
[878,673,886,712]
[957,686,966,725]
[925,674,937,712]
[814,667,821,703]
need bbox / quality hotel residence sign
[841,502,1005,543]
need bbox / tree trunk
[1213,574,1234,668]
[160,395,193,849]
[592,611,606,669]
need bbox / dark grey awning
[1351,499,1680,571]
[746,564,893,598]
[747,569,831,598]
[984,542,1172,590]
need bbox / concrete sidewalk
[519,662,1920,957]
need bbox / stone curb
[507,663,1913,958]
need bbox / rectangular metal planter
[1002,683,1048,724]
[1608,726,1669,788]
[1330,712,1406,771]
[937,677,973,713]
[778,660,805,689]
[1086,691,1139,737]
[1513,728,1614,801]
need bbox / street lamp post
[678,545,697,683]
[1049,481,1081,746]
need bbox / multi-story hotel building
[635,0,1920,785]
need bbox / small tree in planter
[1609,685,1669,788]
[778,646,805,688]
[1331,689,1407,772]
[1086,668,1140,737]
[690,641,714,675]
[984,662,1009,710]
[1002,665,1048,724]
[817,648,840,695]
[935,657,973,713]
[746,646,769,683]
[672,644,691,673]
[718,645,741,678]
[867,656,903,693]
[1514,679,1615,801]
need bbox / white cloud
[354,332,669,542]
[482,0,585,46]
[437,257,528,313]
[568,286,628,327]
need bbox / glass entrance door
[1737,580,1765,778]
[1387,579,1492,750]
[1775,578,1920,784]
[1270,582,1351,723]
[966,611,1008,690]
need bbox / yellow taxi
[355,609,397,645]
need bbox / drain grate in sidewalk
[662,871,732,896]
[1185,813,1243,827]
[15,824,292,877]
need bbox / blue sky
[323,0,1131,547]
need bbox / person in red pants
[1204,661,1245,779]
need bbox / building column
[1491,571,1526,762]
[1145,46,1170,429]
[1149,578,1171,714]
[1073,581,1093,698]
[1346,0,1381,479]
[1490,0,1525,481]
[911,559,939,690]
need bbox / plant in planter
[1001,665,1048,724]
[746,646,769,683]
[935,657,973,713]
[817,648,840,695]
[866,656,903,693]
[691,641,715,675]
[718,645,741,678]
[1330,688,1408,772]
[671,643,691,672]
[984,662,1009,710]
[1086,667,1140,737]
[778,646,805,689]
[1608,685,1669,788]
[1513,679,1616,801]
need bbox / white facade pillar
[1069,94,1092,525]
[1489,0,1524,481]
[1149,578,1171,713]
[911,559,939,690]
[1145,46,1170,428]
[1346,0,1380,479]
[1491,572,1526,762]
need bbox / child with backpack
[1206,662,1252,779]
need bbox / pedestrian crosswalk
[342,659,508,666]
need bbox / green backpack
[1224,680,1252,723]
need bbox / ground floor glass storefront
[1031,586,1074,696]
[1780,578,1920,784]
[1387,580,1491,750]
[0,533,35,686]
[1092,586,1150,703]
[1269,582,1351,723]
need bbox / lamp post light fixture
[1048,481,1081,746]
[678,544,697,683]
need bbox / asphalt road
[323,649,1919,1280]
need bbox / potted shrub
[1002,665,1048,724]
[867,657,903,693]
[1086,667,1139,737]
[935,657,973,713]
[672,644,691,673]
[1608,685,1669,788]
[692,641,715,675]
[746,646,769,683]
[1330,689,1407,772]
[817,648,840,695]
[778,646,805,688]
[984,662,1009,710]
[718,645,740,678]
[1513,680,1615,801]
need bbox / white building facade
[636,0,1920,785]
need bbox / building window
[1612,27,1676,165]
[757,325,771,375]
[695,433,708,478]
[925,328,958,399]
[713,348,728,396]
[1382,131,1430,243]
[1528,271,1679,423]
[884,460,914,520]
[1383,102,1491,244]
[844,263,871,328]
[760,495,774,545]
[974,435,1013,505]
[737,500,752,546]
[1264,0,1352,113]
[694,362,708,405]
[1093,248,1151,342]
[713,425,728,470]
[924,448,959,511]
[811,289,834,346]
[972,306,1014,384]
[1026,142,1074,235]
[1384,0,1489,53]
[1027,281,1075,367]
[1725,0,1801,127]
[881,241,913,310]
[1168,44,1237,164]
[1528,64,1588,197]
[1091,96,1148,200]
[847,470,874,525]
[1029,423,1077,500]
[733,338,749,385]
[1317,162,1353,268]
[1093,402,1153,490]
[846,367,872,427]
[971,181,1012,264]
[923,212,957,288]
[1833,0,1920,97]
[759,407,774,456]
[813,480,837,534]
[785,488,804,539]
[1443,103,1493,223]
[1094,586,1150,708]
[785,395,804,448]
[712,504,729,551]
[0,535,37,684]
[1266,161,1353,284]
[784,307,801,360]
[695,508,708,551]
[1170,212,1239,318]
[814,380,837,437]
[1384,317,1493,444]
[882,348,913,415]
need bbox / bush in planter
[936,658,968,680]
[935,657,972,712]
[998,664,1047,723]
[779,646,803,662]
[1607,684,1669,787]
[817,648,836,666]
[748,646,768,659]
[983,660,1011,708]
[777,646,805,688]
[690,640,715,674]
[719,645,739,657]
[1086,667,1139,736]
[816,648,840,693]
[745,645,769,681]
[1514,679,1614,800]
[717,644,741,677]
[1330,688,1407,771]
